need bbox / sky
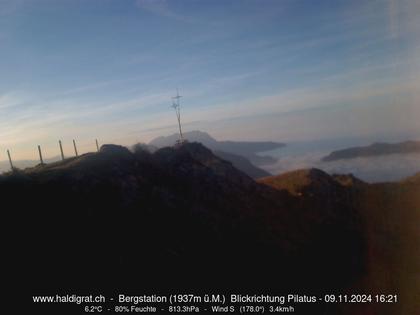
[0,0,419,160]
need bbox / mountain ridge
[3,142,419,314]
[322,140,420,162]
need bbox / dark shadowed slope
[131,141,271,179]
[213,150,270,178]
[259,169,420,315]
[322,140,420,161]
[2,144,418,314]
[2,142,374,314]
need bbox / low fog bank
[262,151,420,183]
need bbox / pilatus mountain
[3,142,419,314]
[149,130,284,166]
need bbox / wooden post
[38,145,44,164]
[59,140,65,160]
[73,139,78,157]
[7,149,13,170]
[96,139,99,152]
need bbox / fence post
[59,140,65,160]
[7,149,13,170]
[38,145,44,165]
[96,139,99,152]
[73,139,78,157]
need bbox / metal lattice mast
[172,88,184,143]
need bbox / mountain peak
[402,171,420,184]
[150,130,218,148]
[99,144,131,155]
[258,168,340,196]
[332,173,367,187]
[147,130,283,178]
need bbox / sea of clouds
[262,149,420,183]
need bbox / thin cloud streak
[135,0,191,22]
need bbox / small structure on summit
[171,88,187,146]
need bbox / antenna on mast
[171,88,185,145]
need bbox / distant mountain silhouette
[149,130,284,166]
[3,142,419,314]
[0,155,62,173]
[322,140,420,161]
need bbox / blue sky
[0,0,419,159]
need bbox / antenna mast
[171,88,185,144]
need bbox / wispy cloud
[0,89,172,147]
[0,92,23,109]
[135,0,189,22]
[199,77,420,123]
